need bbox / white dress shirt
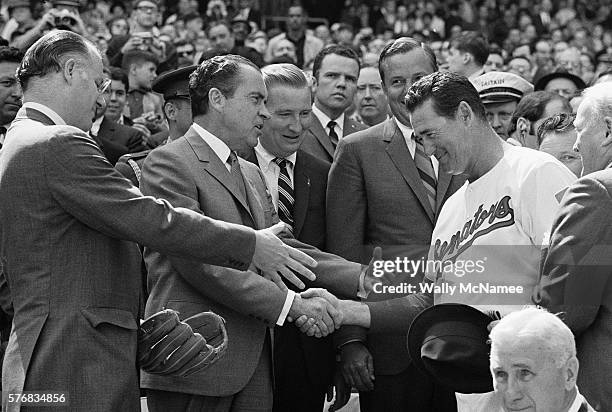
[312,103,344,138]
[90,116,104,137]
[395,118,439,177]
[191,123,295,326]
[254,142,297,212]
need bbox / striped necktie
[227,151,247,201]
[413,133,437,214]
[327,120,339,149]
[273,157,294,232]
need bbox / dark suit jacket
[300,113,367,164]
[140,127,362,397]
[535,170,612,412]
[94,117,147,165]
[0,107,256,411]
[245,147,334,392]
[326,118,465,375]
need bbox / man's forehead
[383,49,434,74]
[268,86,310,109]
[358,68,381,83]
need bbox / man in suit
[0,30,318,411]
[300,44,367,163]
[140,55,380,411]
[326,37,463,411]
[242,63,333,411]
[535,81,612,412]
[90,76,148,164]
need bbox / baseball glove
[138,309,228,377]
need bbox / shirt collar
[395,118,414,139]
[567,390,585,412]
[191,122,231,165]
[22,102,66,126]
[90,116,104,136]
[254,141,297,171]
[312,103,344,135]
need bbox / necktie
[273,157,295,232]
[413,134,437,214]
[227,151,247,201]
[0,126,6,149]
[327,120,339,149]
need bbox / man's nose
[259,103,271,120]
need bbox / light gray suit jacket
[0,107,256,411]
[140,127,362,396]
[326,118,465,375]
[300,113,367,164]
[535,169,612,412]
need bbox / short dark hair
[404,71,487,122]
[507,91,571,136]
[537,112,576,146]
[16,30,93,92]
[189,54,259,116]
[378,37,437,84]
[0,46,24,65]
[121,50,159,72]
[450,31,489,67]
[312,44,360,81]
[108,66,129,91]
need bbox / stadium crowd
[0,0,611,411]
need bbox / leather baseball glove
[138,309,228,377]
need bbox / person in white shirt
[405,71,576,409]
[489,308,597,412]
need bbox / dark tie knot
[0,126,6,136]
[327,121,337,130]
[273,157,287,168]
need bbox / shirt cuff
[276,289,296,326]
[357,264,368,299]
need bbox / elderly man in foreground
[489,308,597,412]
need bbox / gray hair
[579,82,612,129]
[261,63,308,90]
[489,307,576,368]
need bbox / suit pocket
[81,307,138,330]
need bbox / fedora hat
[407,303,494,393]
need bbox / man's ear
[603,116,612,146]
[564,356,579,390]
[63,58,78,85]
[463,52,472,65]
[457,101,473,125]
[208,87,226,112]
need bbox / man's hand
[253,222,317,290]
[362,246,395,298]
[327,369,352,412]
[339,341,375,391]
[288,291,341,338]
[121,35,144,54]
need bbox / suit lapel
[292,153,310,238]
[383,119,435,222]
[342,116,361,136]
[99,118,116,140]
[184,128,254,222]
[309,115,335,160]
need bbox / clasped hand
[288,288,342,338]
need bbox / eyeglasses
[95,78,112,94]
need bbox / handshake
[286,247,388,337]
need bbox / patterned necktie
[412,133,437,214]
[273,157,295,232]
[327,120,339,149]
[227,151,247,201]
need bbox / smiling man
[405,71,576,409]
[300,44,366,163]
[0,47,23,150]
[243,63,336,412]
